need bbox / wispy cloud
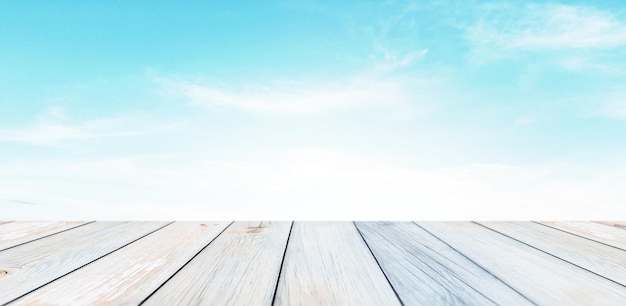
[466,4,626,53]
[558,56,616,72]
[0,107,155,146]
[514,116,535,126]
[374,45,428,70]
[153,1,435,117]
[602,98,626,119]
[155,71,439,116]
[6,199,40,206]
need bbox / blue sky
[2,0,626,219]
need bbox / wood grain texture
[274,222,401,306]
[541,221,626,250]
[0,221,89,251]
[357,222,532,305]
[418,222,626,305]
[480,221,626,286]
[595,221,626,230]
[144,221,291,306]
[12,222,230,305]
[0,221,168,305]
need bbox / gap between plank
[533,221,626,252]
[4,221,174,306]
[592,221,626,230]
[379,223,498,305]
[271,221,294,306]
[413,222,538,306]
[0,221,96,253]
[353,222,405,306]
[474,222,626,288]
[138,221,235,306]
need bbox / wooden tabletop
[1,221,626,305]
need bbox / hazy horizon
[2,0,626,219]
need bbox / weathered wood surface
[418,222,626,305]
[12,222,230,306]
[144,221,291,306]
[356,222,532,305]
[274,222,401,306]
[1,221,625,305]
[0,221,168,305]
[0,221,89,251]
[540,221,626,250]
[480,221,626,286]
[596,221,626,230]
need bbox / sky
[1,0,626,219]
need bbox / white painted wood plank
[0,221,13,226]
[12,222,230,305]
[0,221,168,304]
[418,222,626,305]
[596,221,626,230]
[0,221,89,251]
[480,221,626,286]
[357,222,532,305]
[274,222,401,306]
[540,221,626,251]
[144,221,291,306]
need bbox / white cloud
[602,99,626,119]
[0,122,92,146]
[155,71,438,116]
[2,149,626,220]
[374,44,429,70]
[588,88,626,119]
[467,4,626,51]
[558,57,615,72]
[0,107,157,146]
[514,116,535,126]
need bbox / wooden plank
[0,221,90,251]
[595,221,626,230]
[0,221,168,304]
[144,221,291,305]
[0,221,13,226]
[356,222,532,305]
[540,221,626,251]
[12,222,230,305]
[274,222,401,306]
[417,222,626,305]
[479,221,626,286]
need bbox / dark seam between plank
[413,222,538,306]
[4,221,174,306]
[138,221,235,305]
[591,221,626,230]
[271,221,294,306]
[399,223,500,305]
[353,221,405,306]
[0,221,96,253]
[355,222,462,303]
[474,221,626,288]
[533,221,626,252]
